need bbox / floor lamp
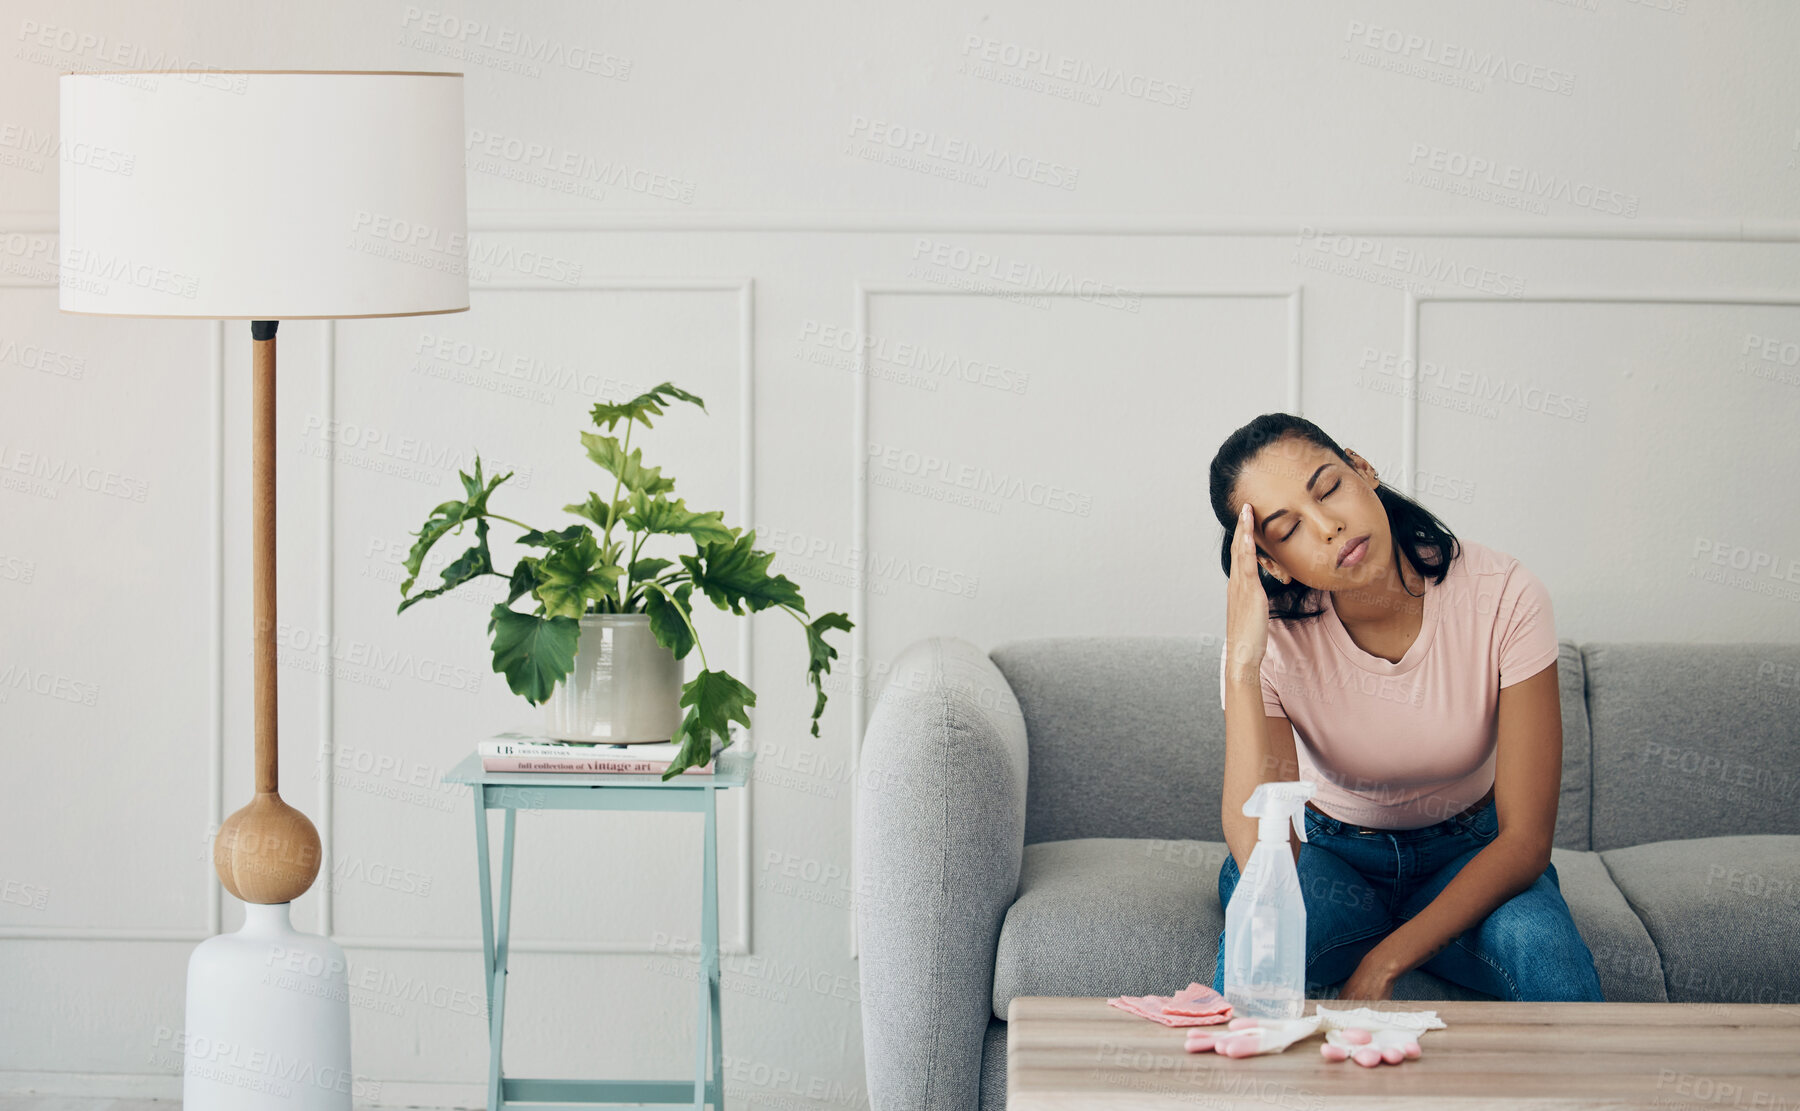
[59,70,468,1107]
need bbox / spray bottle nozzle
[1244,780,1318,845]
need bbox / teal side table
[443,747,753,1111]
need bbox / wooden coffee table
[1007,996,1800,1109]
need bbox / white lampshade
[59,70,468,319]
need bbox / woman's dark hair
[1209,412,1460,623]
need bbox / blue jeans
[1210,794,1606,1001]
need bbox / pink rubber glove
[1184,1014,1322,1057]
[1319,1025,1423,1066]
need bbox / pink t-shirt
[1218,537,1560,830]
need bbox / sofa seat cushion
[1547,847,1668,1001]
[993,838,1225,1021]
[993,839,1478,1018]
[994,840,1667,1018]
[1600,835,1800,1005]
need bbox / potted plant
[395,382,854,780]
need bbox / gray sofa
[853,635,1800,1111]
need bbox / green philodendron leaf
[399,455,511,597]
[533,530,623,619]
[401,498,471,595]
[802,610,855,738]
[661,668,754,781]
[589,382,707,433]
[678,528,806,617]
[597,534,627,572]
[622,557,677,611]
[487,604,580,705]
[563,491,633,531]
[459,455,509,517]
[505,557,539,606]
[629,557,675,581]
[621,488,737,545]
[516,524,589,549]
[644,581,696,660]
[398,518,495,614]
[578,432,677,498]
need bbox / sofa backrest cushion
[1547,641,1594,851]
[1585,642,1800,851]
[989,636,1595,849]
[991,636,1218,846]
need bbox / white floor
[0,1103,178,1110]
[0,1102,439,1110]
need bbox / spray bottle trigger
[1294,807,1308,844]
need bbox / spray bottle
[1222,779,1317,1020]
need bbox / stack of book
[480,733,724,775]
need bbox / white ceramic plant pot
[542,613,684,743]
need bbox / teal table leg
[693,786,721,1110]
[491,808,517,1107]
[473,788,501,1111]
[709,788,723,1111]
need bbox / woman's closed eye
[1280,480,1340,541]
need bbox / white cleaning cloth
[1187,1004,1447,1061]
[1313,1003,1446,1033]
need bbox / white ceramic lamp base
[183,901,355,1109]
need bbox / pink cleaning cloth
[1161,982,1234,1017]
[1106,982,1234,1027]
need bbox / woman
[1209,413,1605,1002]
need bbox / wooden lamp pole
[210,320,322,904]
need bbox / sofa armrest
[855,636,1030,1111]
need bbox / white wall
[2,0,1797,1105]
